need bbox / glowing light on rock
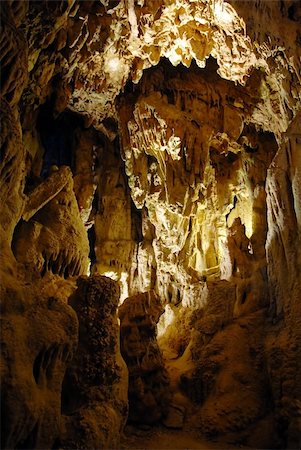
[214,1,234,25]
[119,272,129,304]
[102,270,119,280]
[157,304,176,338]
[106,55,121,73]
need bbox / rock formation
[0,0,300,448]
[60,275,128,450]
[1,280,78,449]
[119,291,171,424]
[13,165,90,281]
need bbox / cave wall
[0,0,301,448]
[0,2,128,449]
[117,59,278,305]
[265,113,301,447]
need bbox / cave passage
[0,1,300,449]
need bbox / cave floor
[121,425,248,450]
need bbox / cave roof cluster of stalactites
[0,1,301,450]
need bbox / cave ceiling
[6,0,297,303]
[22,0,301,136]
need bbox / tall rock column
[60,275,128,450]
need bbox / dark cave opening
[37,102,83,178]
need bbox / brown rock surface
[0,2,28,107]
[60,275,128,450]
[0,98,26,246]
[13,166,90,280]
[0,273,78,449]
[119,291,171,425]
[0,0,301,448]
[265,112,301,447]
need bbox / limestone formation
[0,1,28,107]
[22,165,72,222]
[13,166,90,280]
[0,276,78,449]
[0,0,301,448]
[0,98,26,246]
[265,112,301,448]
[60,275,128,450]
[116,60,277,307]
[119,291,171,424]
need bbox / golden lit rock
[0,0,301,448]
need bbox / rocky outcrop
[60,275,128,450]
[0,98,26,247]
[0,1,28,107]
[116,60,277,306]
[0,274,78,449]
[13,166,90,280]
[156,217,274,446]
[93,135,136,301]
[0,5,127,449]
[119,291,171,424]
[180,309,275,446]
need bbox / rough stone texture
[0,0,301,448]
[92,134,139,300]
[162,403,186,429]
[0,272,78,449]
[48,0,300,135]
[72,127,100,224]
[185,312,274,442]
[22,165,71,221]
[0,4,129,450]
[0,98,26,247]
[13,166,90,280]
[60,275,128,450]
[157,217,274,446]
[0,1,28,107]
[265,112,301,447]
[116,60,277,306]
[119,291,171,425]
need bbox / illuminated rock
[22,165,72,222]
[0,275,78,449]
[0,0,301,447]
[13,166,90,280]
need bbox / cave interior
[0,0,301,449]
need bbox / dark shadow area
[37,102,84,178]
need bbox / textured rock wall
[1,277,78,449]
[0,2,128,449]
[0,0,301,448]
[265,112,301,447]
[93,135,137,300]
[13,166,90,281]
[60,275,128,450]
[117,60,277,306]
[119,291,171,424]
